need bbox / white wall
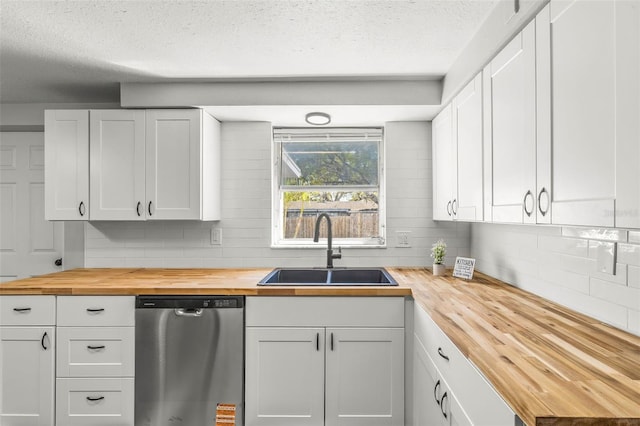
[84,121,470,268]
[471,223,640,336]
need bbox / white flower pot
[432,263,446,276]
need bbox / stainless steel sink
[258,268,397,286]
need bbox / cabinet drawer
[0,295,56,325]
[414,305,514,425]
[57,327,134,377]
[57,296,134,327]
[56,378,134,426]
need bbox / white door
[43,110,89,220]
[0,326,55,426]
[483,20,536,224]
[549,0,616,226]
[145,109,201,220]
[325,328,404,426]
[90,110,146,221]
[0,132,64,282]
[413,335,445,426]
[432,105,455,221]
[245,327,325,426]
[453,73,483,222]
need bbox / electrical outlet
[396,231,411,248]
[211,228,222,245]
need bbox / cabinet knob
[54,258,62,267]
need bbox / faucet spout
[313,213,341,268]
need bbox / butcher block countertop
[2,267,639,425]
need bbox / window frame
[271,127,387,248]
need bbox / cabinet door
[325,328,404,426]
[245,327,325,426]
[0,326,55,425]
[615,1,640,229]
[432,104,456,221]
[44,110,89,220]
[483,20,536,224]
[549,0,616,226]
[90,110,146,221]
[453,73,483,221]
[414,335,445,426]
[145,109,201,220]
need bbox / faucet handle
[333,247,342,259]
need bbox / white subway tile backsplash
[590,277,640,310]
[617,243,640,267]
[539,235,588,257]
[629,231,640,244]
[629,266,640,289]
[561,227,628,242]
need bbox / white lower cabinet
[55,296,135,426]
[414,335,470,426]
[245,297,405,426]
[413,305,515,426]
[0,296,56,426]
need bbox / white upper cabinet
[90,110,146,221]
[483,19,537,224]
[45,108,220,222]
[453,73,484,221]
[145,109,221,220]
[545,0,639,228]
[615,1,640,229]
[432,104,456,221]
[432,73,483,223]
[547,0,616,226]
[44,110,89,221]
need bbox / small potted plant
[431,239,447,276]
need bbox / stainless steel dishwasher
[135,295,244,426]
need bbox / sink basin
[258,268,397,286]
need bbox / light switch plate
[396,231,411,248]
[211,228,222,245]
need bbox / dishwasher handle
[174,308,204,317]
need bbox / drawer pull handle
[78,201,86,217]
[440,391,448,419]
[87,345,106,350]
[148,201,153,216]
[86,396,104,402]
[136,201,142,217]
[41,332,48,350]
[437,347,449,361]
[86,308,105,313]
[330,332,334,351]
[446,200,452,216]
[13,307,32,312]
[316,333,320,351]
[434,379,441,404]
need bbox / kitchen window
[272,127,386,247]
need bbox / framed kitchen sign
[453,257,476,280]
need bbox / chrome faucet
[313,213,342,268]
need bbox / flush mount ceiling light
[305,112,331,126]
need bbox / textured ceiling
[0,0,497,104]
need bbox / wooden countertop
[393,268,640,426]
[0,268,412,296]
[2,267,639,425]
